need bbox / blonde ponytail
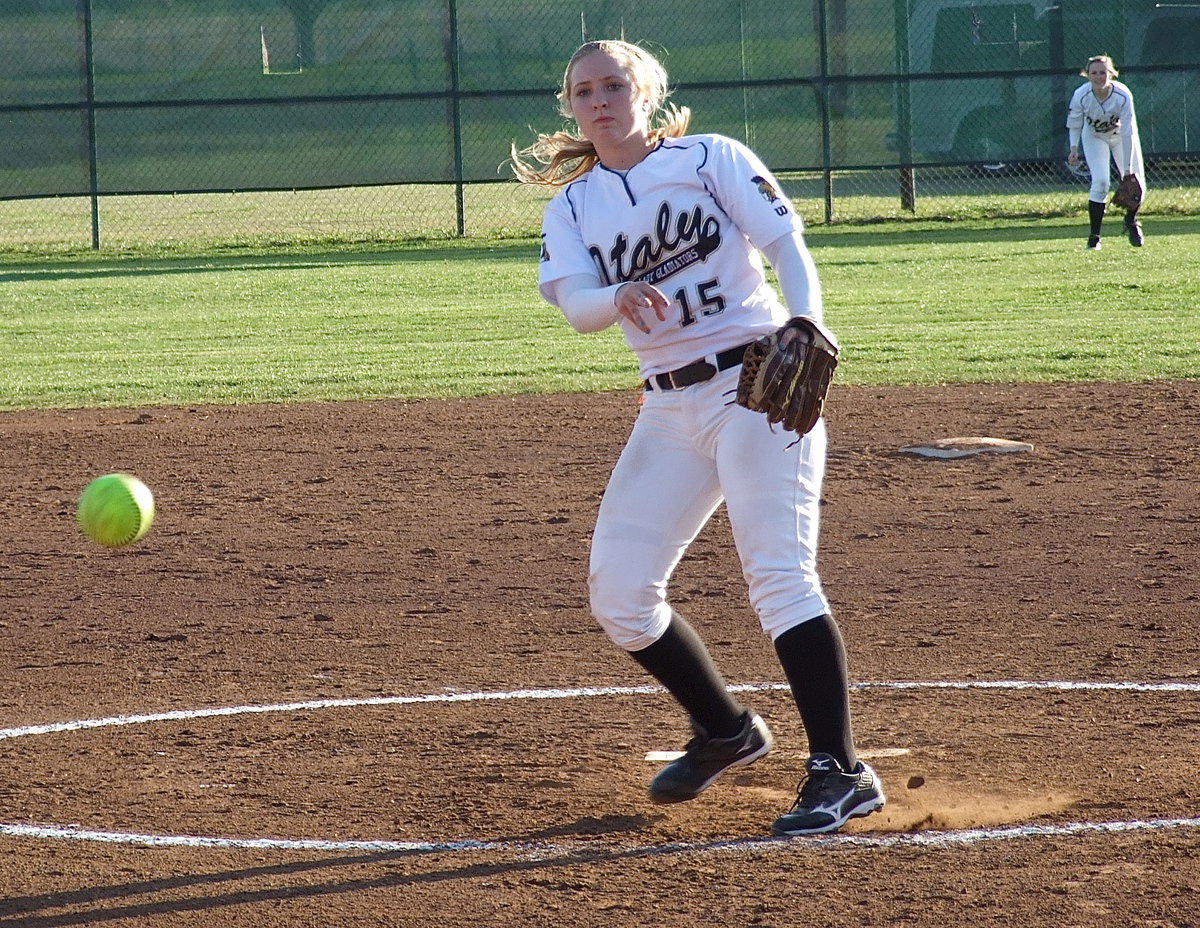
[511,40,690,187]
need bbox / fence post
[1048,1,1067,168]
[81,0,101,249]
[447,0,465,236]
[893,0,916,212]
[815,0,835,222]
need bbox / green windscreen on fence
[1,0,1198,200]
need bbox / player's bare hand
[1067,148,1079,167]
[616,282,670,334]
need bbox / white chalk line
[3,679,1197,742]
[0,823,501,855]
[0,684,667,741]
[3,816,1199,859]
[2,679,1197,857]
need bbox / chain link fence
[1,0,1197,251]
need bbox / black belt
[644,342,753,391]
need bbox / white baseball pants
[1082,129,1146,203]
[588,365,831,651]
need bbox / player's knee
[1090,180,1111,201]
[751,582,831,640]
[588,569,671,651]
[765,606,835,641]
[588,598,671,651]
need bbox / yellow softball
[76,473,156,548]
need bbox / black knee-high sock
[773,614,857,770]
[629,612,744,738]
[1088,199,1106,236]
[1125,206,1140,225]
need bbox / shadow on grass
[1,216,1194,283]
[808,215,1198,249]
[0,239,538,285]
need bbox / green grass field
[1,213,1197,411]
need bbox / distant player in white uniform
[511,39,884,837]
[1067,54,1146,249]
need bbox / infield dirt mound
[1,380,1198,927]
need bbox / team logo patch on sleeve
[752,175,779,203]
[540,235,550,262]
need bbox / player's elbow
[554,276,623,333]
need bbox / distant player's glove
[735,316,839,439]
[1112,173,1143,210]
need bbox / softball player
[1067,54,1146,248]
[512,39,884,836]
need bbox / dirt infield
[2,381,1199,927]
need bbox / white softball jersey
[1067,80,1145,196]
[538,133,832,648]
[538,133,804,379]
